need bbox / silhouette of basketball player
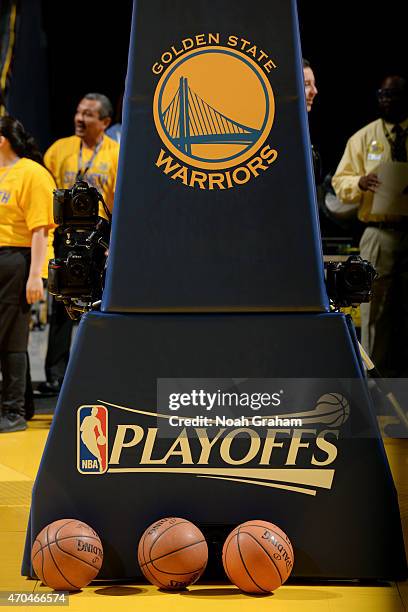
[80,408,104,472]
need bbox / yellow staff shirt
[44,134,119,216]
[332,117,408,222]
[0,158,56,277]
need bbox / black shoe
[34,381,61,396]
[0,413,27,433]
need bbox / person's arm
[44,142,58,182]
[332,136,379,202]
[26,226,48,304]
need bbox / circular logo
[153,46,275,170]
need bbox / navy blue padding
[103,0,329,312]
[22,312,407,580]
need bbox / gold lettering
[228,35,238,47]
[196,428,225,463]
[259,429,291,464]
[311,430,339,466]
[286,429,316,465]
[161,51,173,64]
[171,166,189,185]
[232,166,251,185]
[247,155,268,177]
[152,62,163,75]
[156,149,181,174]
[140,428,163,464]
[264,59,277,73]
[161,429,193,464]
[260,145,278,165]
[109,425,144,464]
[171,44,184,57]
[208,173,226,189]
[247,45,257,58]
[195,34,206,46]
[220,428,261,465]
[182,38,194,51]
[225,171,233,188]
[189,170,207,189]
[258,50,268,63]
[208,33,220,45]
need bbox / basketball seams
[149,564,204,576]
[240,531,284,583]
[236,525,269,593]
[241,523,294,558]
[33,534,102,555]
[55,520,78,541]
[31,539,43,564]
[140,529,169,589]
[45,525,79,590]
[222,533,237,585]
[35,543,45,585]
[139,519,207,589]
[140,539,206,567]
[54,538,102,571]
[142,559,169,589]
[147,520,190,559]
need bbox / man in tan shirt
[332,75,408,376]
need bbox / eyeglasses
[376,89,405,100]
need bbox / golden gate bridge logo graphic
[153,46,275,171]
[161,76,261,155]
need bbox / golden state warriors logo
[152,34,278,189]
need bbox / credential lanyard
[76,138,103,181]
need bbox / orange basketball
[138,517,208,590]
[222,520,294,593]
[31,519,103,591]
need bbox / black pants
[45,297,73,383]
[0,352,27,417]
[0,248,31,417]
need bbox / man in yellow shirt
[332,75,408,376]
[38,93,119,395]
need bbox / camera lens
[70,262,86,279]
[72,193,93,215]
[344,264,366,288]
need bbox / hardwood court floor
[0,414,407,612]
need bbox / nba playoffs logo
[77,405,108,474]
[152,35,278,189]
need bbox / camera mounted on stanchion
[48,179,112,320]
[325,255,377,309]
[53,180,102,226]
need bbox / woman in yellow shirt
[0,116,55,433]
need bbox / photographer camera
[325,255,377,309]
[48,179,111,318]
[36,93,118,396]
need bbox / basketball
[137,517,208,590]
[96,435,106,445]
[315,393,350,427]
[31,519,103,591]
[222,520,294,593]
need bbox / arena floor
[1,415,407,611]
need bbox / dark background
[7,0,406,177]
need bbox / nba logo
[77,405,108,474]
